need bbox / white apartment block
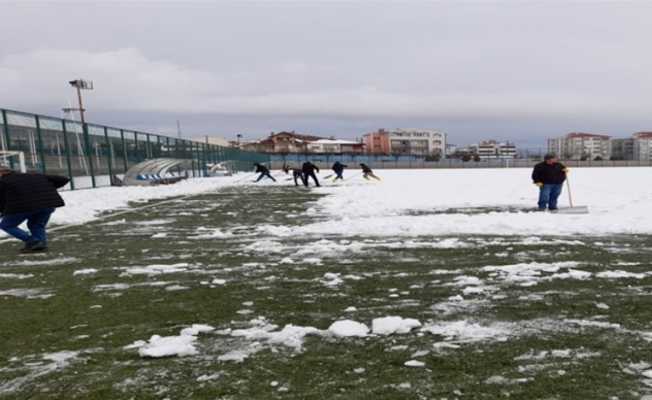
[473,140,517,159]
[547,133,611,160]
[633,132,652,161]
[387,129,447,156]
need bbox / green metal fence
[0,108,269,190]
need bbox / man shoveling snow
[531,153,569,211]
[0,166,70,252]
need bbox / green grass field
[1,186,652,399]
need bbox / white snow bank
[278,168,652,236]
[126,323,214,358]
[371,316,422,336]
[328,320,370,337]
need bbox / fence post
[83,123,96,188]
[120,129,128,173]
[146,133,152,159]
[61,120,75,190]
[34,115,47,174]
[104,127,114,185]
[134,132,140,162]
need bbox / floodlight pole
[75,85,85,124]
[68,79,92,124]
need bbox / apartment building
[547,132,611,160]
[473,140,517,159]
[363,129,447,156]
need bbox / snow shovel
[555,176,589,214]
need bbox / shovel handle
[566,177,574,208]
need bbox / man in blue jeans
[0,166,69,252]
[531,153,569,211]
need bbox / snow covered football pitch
[3,168,652,399]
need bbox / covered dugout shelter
[120,158,191,186]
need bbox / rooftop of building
[566,132,611,139]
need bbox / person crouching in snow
[0,166,70,252]
[302,161,320,187]
[531,153,568,211]
[254,163,276,182]
[282,163,305,186]
[360,163,380,180]
[332,161,347,180]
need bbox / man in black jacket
[0,166,70,252]
[302,161,320,187]
[531,153,568,211]
[360,163,381,181]
[332,161,347,180]
[253,163,276,182]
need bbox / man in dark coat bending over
[531,153,569,211]
[254,163,276,182]
[332,161,347,180]
[0,166,70,252]
[302,161,320,187]
[282,163,305,186]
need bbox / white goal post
[0,151,26,173]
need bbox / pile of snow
[227,318,323,352]
[322,272,344,287]
[328,320,370,337]
[422,320,513,343]
[483,261,581,287]
[72,269,97,276]
[126,324,215,358]
[371,316,422,336]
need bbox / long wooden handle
[566,177,574,208]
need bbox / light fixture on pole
[68,79,94,124]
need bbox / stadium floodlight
[68,79,94,124]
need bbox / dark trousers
[538,184,563,210]
[334,171,344,180]
[304,172,320,187]
[293,171,305,186]
[0,207,55,244]
[256,172,276,182]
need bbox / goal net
[0,151,26,173]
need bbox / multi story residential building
[241,131,325,153]
[473,140,517,159]
[632,132,652,161]
[610,138,635,160]
[306,139,365,154]
[547,132,611,160]
[363,128,447,156]
[363,130,391,154]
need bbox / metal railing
[0,108,269,190]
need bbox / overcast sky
[1,1,651,148]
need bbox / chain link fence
[0,108,269,190]
[271,153,652,170]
